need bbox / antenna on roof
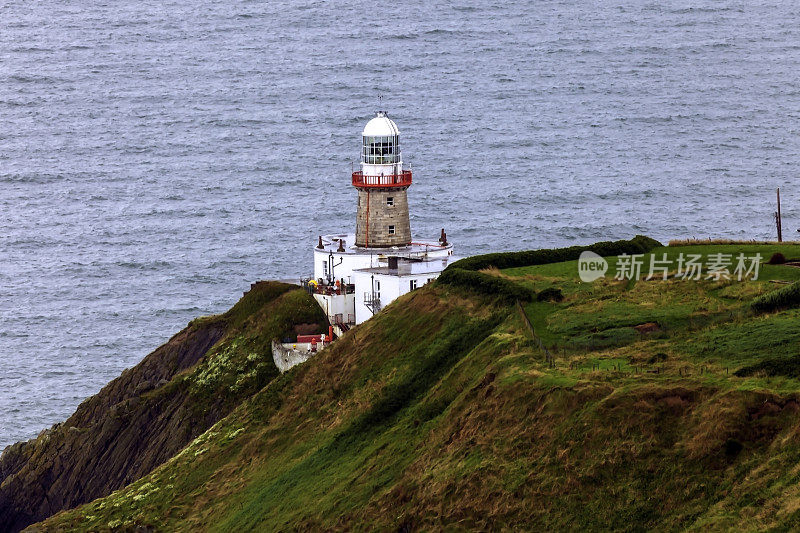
[377,94,387,116]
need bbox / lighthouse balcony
[352,170,412,188]
[305,280,355,297]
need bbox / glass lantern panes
[363,135,399,164]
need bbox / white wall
[361,161,403,178]
[417,246,452,259]
[313,293,355,324]
[313,249,376,284]
[352,270,377,325]
[352,270,444,325]
[313,243,452,284]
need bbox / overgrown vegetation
[752,281,800,313]
[445,234,661,271]
[436,267,534,302]
[768,252,787,265]
[669,238,800,246]
[0,281,329,533]
[178,285,328,419]
[734,355,800,378]
[437,235,660,302]
[34,241,800,532]
[536,286,563,302]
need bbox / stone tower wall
[355,188,412,247]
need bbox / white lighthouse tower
[309,112,456,332]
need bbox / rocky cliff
[0,282,326,532]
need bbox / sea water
[2,0,800,447]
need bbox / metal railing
[352,170,412,188]
[364,292,382,314]
[308,282,355,296]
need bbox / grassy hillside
[32,241,800,531]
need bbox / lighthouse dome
[362,111,400,137]
[361,111,401,166]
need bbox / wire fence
[515,300,555,368]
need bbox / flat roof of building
[313,233,453,256]
[354,255,461,277]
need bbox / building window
[386,196,394,206]
[363,135,399,164]
[388,225,395,235]
[322,262,328,278]
[409,279,418,290]
[375,280,381,300]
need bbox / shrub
[437,268,534,302]
[537,287,564,302]
[724,438,744,459]
[438,235,661,301]
[734,355,800,378]
[751,281,800,313]
[767,252,787,265]
[570,326,640,350]
[446,235,661,272]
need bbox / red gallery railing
[352,170,412,188]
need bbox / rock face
[0,282,326,532]
[0,321,224,532]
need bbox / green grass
[503,244,800,283]
[752,281,800,313]
[37,242,800,532]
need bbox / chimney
[317,236,324,249]
[388,256,399,270]
[337,238,345,252]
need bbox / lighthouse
[309,112,457,331]
[353,112,412,248]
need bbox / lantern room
[356,111,406,183]
[362,112,400,165]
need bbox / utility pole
[776,188,783,242]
